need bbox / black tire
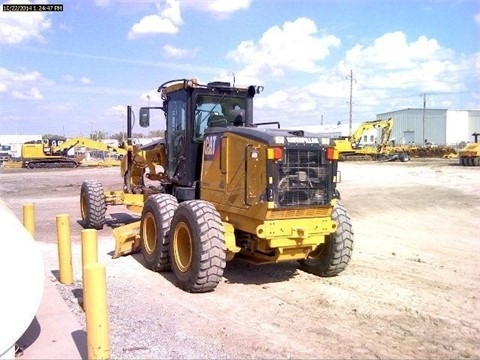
[399,153,410,162]
[299,201,353,277]
[140,194,178,272]
[170,200,226,293]
[460,158,466,166]
[468,158,475,166]
[474,158,480,166]
[80,180,106,229]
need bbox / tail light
[326,147,338,160]
[267,147,283,161]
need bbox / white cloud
[62,74,93,85]
[128,0,183,39]
[475,13,480,25]
[107,105,127,116]
[235,27,476,127]
[0,67,52,101]
[12,87,43,100]
[206,0,250,18]
[0,0,52,45]
[138,90,163,106]
[95,0,111,7]
[341,32,449,72]
[162,44,198,58]
[80,77,93,85]
[227,17,341,78]
[337,31,462,95]
[181,0,251,18]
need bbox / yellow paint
[23,203,35,238]
[84,263,110,360]
[56,214,73,285]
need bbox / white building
[376,109,480,146]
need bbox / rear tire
[80,180,106,229]
[140,194,178,272]
[170,200,226,293]
[399,153,410,162]
[474,158,480,166]
[299,202,353,277]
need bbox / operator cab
[139,79,261,200]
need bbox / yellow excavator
[459,133,480,166]
[334,118,410,162]
[80,78,354,293]
[19,137,126,169]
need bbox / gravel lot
[1,159,479,359]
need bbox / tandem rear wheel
[169,200,226,293]
[139,198,227,293]
[140,194,179,272]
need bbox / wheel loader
[80,78,354,293]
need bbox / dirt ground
[1,159,479,359]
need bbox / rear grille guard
[276,149,329,207]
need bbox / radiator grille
[277,149,329,207]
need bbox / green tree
[110,132,127,141]
[90,130,107,140]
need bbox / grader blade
[112,221,141,258]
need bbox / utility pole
[422,93,426,145]
[347,69,355,136]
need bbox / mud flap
[112,221,141,258]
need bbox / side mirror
[139,107,150,127]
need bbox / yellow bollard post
[84,262,110,360]
[81,229,98,312]
[23,203,35,238]
[81,229,98,268]
[56,214,73,285]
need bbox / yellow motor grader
[80,79,354,292]
[458,133,480,166]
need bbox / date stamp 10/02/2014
[3,4,63,12]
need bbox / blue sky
[1,0,479,137]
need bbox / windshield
[194,94,246,141]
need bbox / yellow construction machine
[458,132,480,166]
[18,137,126,169]
[334,118,410,162]
[80,79,353,293]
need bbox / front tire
[170,200,226,293]
[140,194,178,271]
[80,180,106,229]
[299,202,354,277]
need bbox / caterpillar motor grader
[80,78,354,293]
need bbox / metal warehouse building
[376,109,480,146]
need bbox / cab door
[166,100,186,179]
